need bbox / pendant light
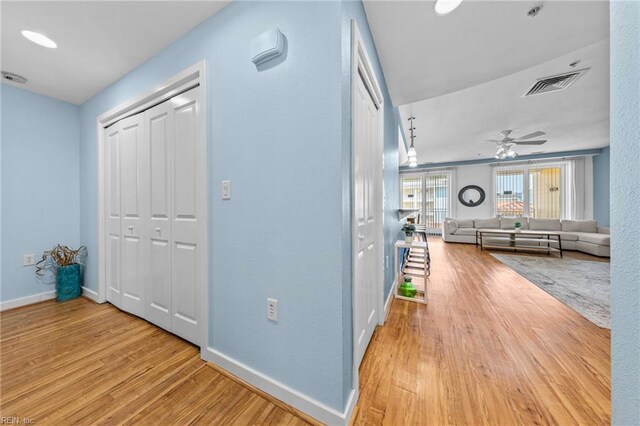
[407,116,418,167]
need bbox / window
[401,171,452,232]
[401,177,422,211]
[424,172,450,230]
[494,163,564,219]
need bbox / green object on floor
[399,276,417,298]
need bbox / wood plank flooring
[352,238,610,425]
[1,239,610,425]
[0,299,308,425]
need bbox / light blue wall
[592,145,610,226]
[611,1,640,424]
[1,84,80,302]
[79,1,350,411]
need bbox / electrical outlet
[23,254,35,267]
[267,298,278,321]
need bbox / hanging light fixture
[407,116,418,167]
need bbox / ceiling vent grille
[524,69,589,97]
[2,71,28,84]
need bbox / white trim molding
[0,290,55,311]
[384,280,397,322]
[82,286,100,302]
[203,347,357,426]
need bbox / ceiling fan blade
[517,131,546,140]
[486,139,500,143]
[513,140,547,145]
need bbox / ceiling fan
[487,130,547,159]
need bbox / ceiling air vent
[523,69,589,97]
[2,71,28,84]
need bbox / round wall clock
[458,185,486,207]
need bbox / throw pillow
[529,218,562,231]
[456,219,475,229]
[474,218,500,229]
[561,220,598,233]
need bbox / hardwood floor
[1,240,610,425]
[0,299,308,425]
[351,238,611,425]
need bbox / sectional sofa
[441,217,610,257]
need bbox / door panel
[106,126,122,307]
[145,102,173,330]
[354,72,380,367]
[171,88,201,344]
[120,114,145,317]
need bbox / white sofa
[442,217,610,257]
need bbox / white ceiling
[1,1,230,105]
[363,0,610,164]
[398,40,610,164]
[363,0,610,106]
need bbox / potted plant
[402,223,416,243]
[514,221,523,232]
[35,245,87,302]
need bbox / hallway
[352,238,610,425]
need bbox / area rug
[491,254,610,329]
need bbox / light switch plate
[267,298,278,321]
[222,180,231,200]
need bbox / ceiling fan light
[409,159,418,168]
[507,150,518,159]
[407,146,417,158]
[435,0,464,15]
[499,152,508,160]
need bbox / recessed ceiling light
[21,30,57,48]
[435,0,464,16]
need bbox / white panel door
[119,114,146,318]
[106,124,122,308]
[103,86,203,347]
[144,101,173,331]
[353,73,380,367]
[170,87,203,344]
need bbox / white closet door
[106,124,122,308]
[170,87,203,344]
[144,101,173,331]
[353,72,380,367]
[119,114,147,317]
[104,86,203,347]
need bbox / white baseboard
[0,290,56,312]
[383,279,397,322]
[203,347,358,425]
[81,286,100,302]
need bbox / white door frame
[351,20,385,390]
[95,61,208,350]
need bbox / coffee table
[475,229,563,257]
